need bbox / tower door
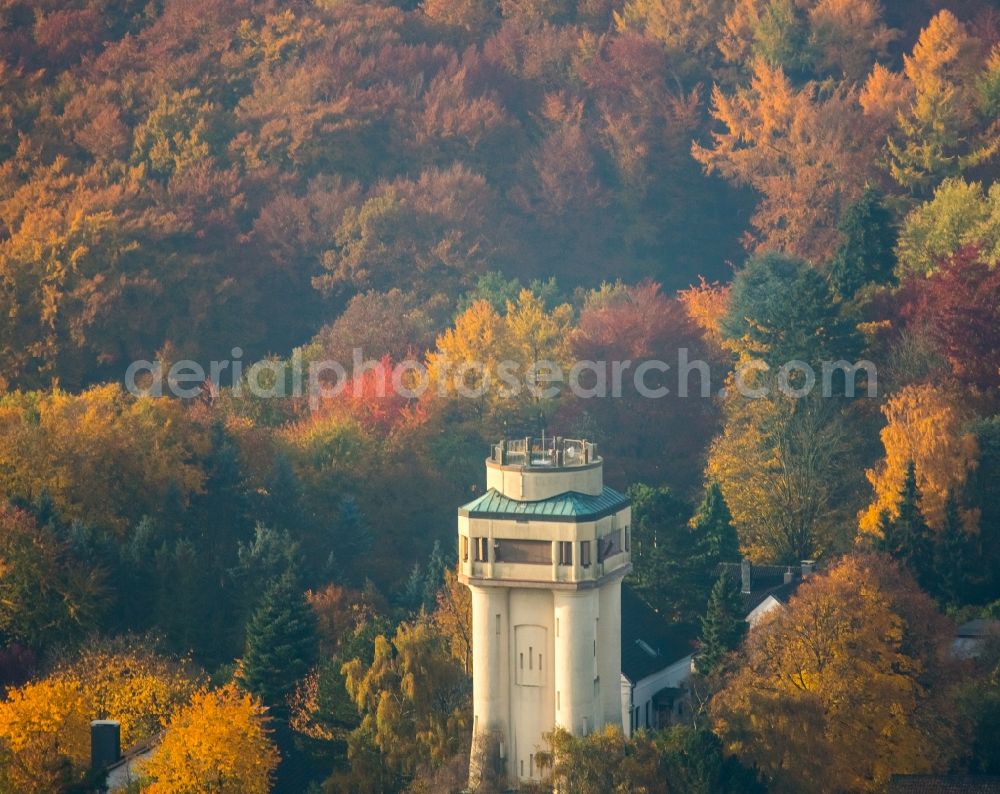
[513,623,547,780]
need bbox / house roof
[888,775,1000,793]
[620,584,699,683]
[742,579,801,615]
[459,486,629,522]
[718,562,805,617]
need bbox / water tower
[458,437,631,787]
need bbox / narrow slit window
[529,647,533,670]
[581,540,591,568]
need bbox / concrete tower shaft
[459,438,631,789]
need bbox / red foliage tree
[560,281,719,491]
[902,246,1000,392]
[316,354,424,433]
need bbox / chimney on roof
[741,558,751,594]
[800,560,815,577]
[783,566,794,584]
[90,720,121,773]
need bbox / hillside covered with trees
[0,0,999,791]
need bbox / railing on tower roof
[489,437,598,468]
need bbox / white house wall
[621,655,693,737]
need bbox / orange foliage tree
[692,59,875,261]
[678,276,733,356]
[711,554,958,793]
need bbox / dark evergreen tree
[119,516,160,631]
[153,538,219,662]
[879,461,934,587]
[657,726,767,794]
[260,453,308,535]
[626,483,700,620]
[230,523,302,645]
[969,417,1000,603]
[722,252,862,370]
[691,482,740,568]
[829,186,897,299]
[400,562,425,611]
[27,489,58,530]
[421,540,449,611]
[328,495,373,586]
[237,570,318,713]
[188,422,253,561]
[233,524,300,587]
[698,572,746,677]
[932,490,975,608]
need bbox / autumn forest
[0,0,999,791]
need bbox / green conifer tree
[698,572,746,677]
[691,482,740,568]
[829,187,897,299]
[879,461,934,587]
[328,496,372,586]
[237,570,318,713]
[422,540,449,611]
[933,490,975,608]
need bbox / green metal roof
[459,486,629,521]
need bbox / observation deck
[459,436,631,589]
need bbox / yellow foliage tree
[0,385,209,534]
[707,387,863,561]
[859,383,979,536]
[431,567,473,675]
[0,643,202,793]
[422,0,495,31]
[58,639,203,749]
[141,683,279,794]
[425,289,573,429]
[719,0,896,80]
[0,677,90,794]
[711,554,957,792]
[342,619,471,779]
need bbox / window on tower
[597,532,621,562]
[474,537,489,562]
[580,540,592,568]
[495,539,551,564]
[557,541,572,565]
